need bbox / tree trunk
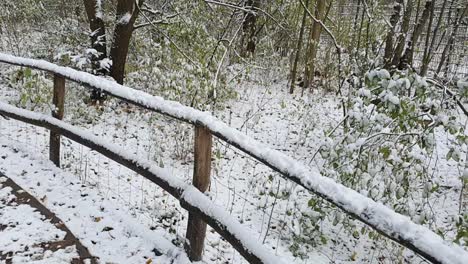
[400,1,433,69]
[356,1,366,53]
[421,0,447,76]
[383,0,402,69]
[109,0,143,84]
[352,0,361,48]
[83,0,108,101]
[289,0,309,94]
[437,6,467,74]
[240,0,260,57]
[303,0,327,89]
[392,0,414,67]
[83,0,107,71]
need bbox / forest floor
[0,65,465,263]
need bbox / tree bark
[400,1,433,69]
[383,0,402,69]
[289,0,309,94]
[392,0,414,67]
[83,0,107,72]
[421,0,447,76]
[109,0,143,84]
[437,6,467,74]
[303,0,327,89]
[83,0,108,101]
[240,0,260,57]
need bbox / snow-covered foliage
[304,69,468,254]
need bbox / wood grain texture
[185,125,212,261]
[49,74,65,167]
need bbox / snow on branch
[95,0,103,19]
[117,12,132,25]
[0,53,467,264]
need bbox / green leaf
[379,146,391,159]
[320,235,327,245]
[308,199,317,208]
[446,148,454,160]
[24,68,32,78]
[352,230,360,239]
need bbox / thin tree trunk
[303,0,327,89]
[420,0,437,76]
[352,0,362,48]
[289,0,309,94]
[400,0,433,69]
[437,6,467,74]
[383,0,402,69]
[421,0,448,76]
[356,2,366,53]
[240,0,260,57]
[109,0,143,84]
[392,0,414,67]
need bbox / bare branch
[204,0,255,14]
[134,20,166,30]
[299,0,342,53]
[140,7,162,16]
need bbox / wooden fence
[0,53,467,264]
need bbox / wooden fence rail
[0,102,270,264]
[0,53,467,264]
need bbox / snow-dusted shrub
[294,69,468,258]
[6,68,52,112]
[123,21,238,112]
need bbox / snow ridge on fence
[0,53,467,264]
[0,101,285,264]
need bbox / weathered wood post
[185,125,212,261]
[49,74,65,167]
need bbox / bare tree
[303,0,327,89]
[400,0,433,69]
[289,0,310,94]
[420,0,447,76]
[383,0,403,69]
[240,0,261,57]
[391,0,414,67]
[437,5,468,75]
[83,0,107,74]
[82,0,144,87]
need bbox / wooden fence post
[49,74,65,167]
[185,125,212,261]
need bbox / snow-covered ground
[0,62,466,263]
[0,175,81,264]
[0,140,191,264]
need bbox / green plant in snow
[294,68,468,259]
[8,68,52,111]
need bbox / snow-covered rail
[0,53,467,264]
[0,102,282,264]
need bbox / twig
[426,78,468,117]
[262,180,281,244]
[204,0,255,13]
[299,0,342,53]
[137,6,198,66]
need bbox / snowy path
[0,141,191,264]
[0,173,96,264]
